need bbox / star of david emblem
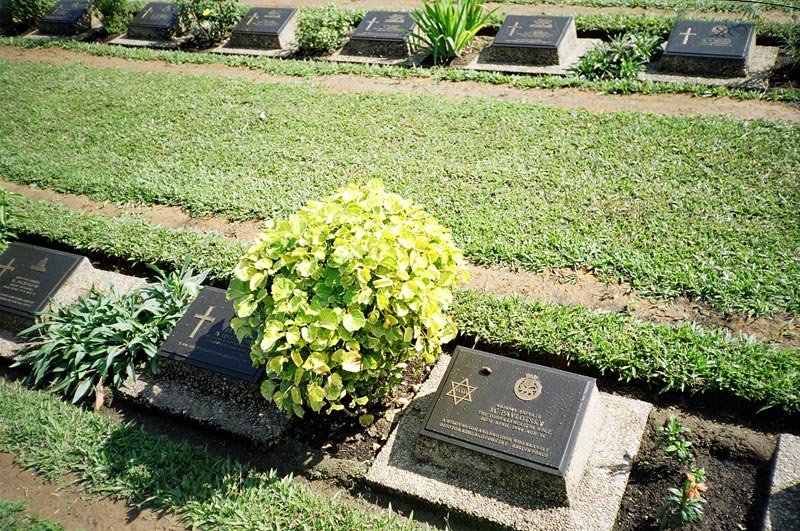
[446,378,476,405]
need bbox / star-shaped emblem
[446,378,476,405]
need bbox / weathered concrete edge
[643,45,779,89]
[763,433,800,531]
[465,38,601,76]
[366,354,652,531]
[117,369,289,446]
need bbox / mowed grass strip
[499,0,790,14]
[3,38,799,102]
[0,380,419,531]
[0,499,64,531]
[2,61,798,315]
[7,196,800,414]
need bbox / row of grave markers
[14,0,760,78]
[0,240,601,503]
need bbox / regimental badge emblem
[446,378,476,405]
[514,373,542,401]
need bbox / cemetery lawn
[0,34,798,531]
[1,58,799,317]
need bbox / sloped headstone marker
[416,347,598,503]
[485,15,578,66]
[120,285,286,445]
[126,2,180,41]
[224,7,297,52]
[0,242,94,333]
[660,20,755,77]
[37,0,92,36]
[0,0,13,30]
[159,285,263,382]
[341,11,415,59]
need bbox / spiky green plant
[13,260,207,404]
[408,0,496,65]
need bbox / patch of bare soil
[2,46,800,124]
[615,407,776,531]
[0,453,185,531]
[3,178,797,347]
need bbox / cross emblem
[447,378,476,405]
[365,16,379,31]
[679,27,696,45]
[0,258,15,279]
[140,6,153,19]
[189,306,216,339]
[507,22,521,37]
[246,12,259,25]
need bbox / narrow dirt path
[1,46,799,123]
[258,0,795,23]
[3,178,797,347]
[0,453,185,531]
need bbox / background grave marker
[485,15,577,66]
[0,0,12,29]
[224,7,297,52]
[37,0,92,36]
[0,242,96,333]
[341,11,415,59]
[660,20,755,77]
[125,2,180,41]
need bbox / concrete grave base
[329,49,428,67]
[119,358,288,446]
[763,433,800,531]
[644,45,779,89]
[366,354,651,531]
[108,34,189,49]
[23,25,99,42]
[211,43,298,58]
[465,38,600,76]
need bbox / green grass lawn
[0,499,64,531]
[502,0,793,14]
[0,380,418,530]
[1,60,798,316]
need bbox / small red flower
[684,471,708,499]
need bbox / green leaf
[290,350,304,368]
[318,308,339,330]
[340,351,361,373]
[261,380,277,400]
[342,309,366,332]
[73,378,94,404]
[271,276,294,301]
[290,386,303,405]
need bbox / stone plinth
[227,7,297,51]
[660,20,755,77]
[341,11,414,59]
[38,0,91,36]
[367,352,652,530]
[486,15,577,66]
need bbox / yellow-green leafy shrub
[228,180,468,418]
